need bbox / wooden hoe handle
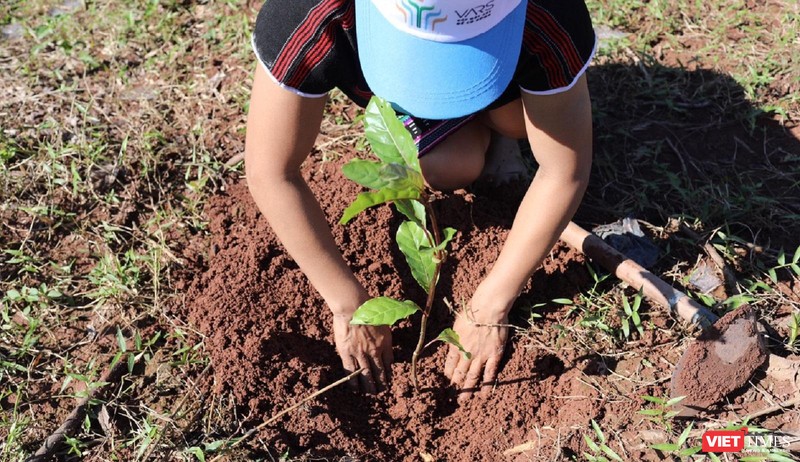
[560,222,719,329]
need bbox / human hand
[333,313,393,393]
[444,302,509,402]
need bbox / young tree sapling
[339,96,470,390]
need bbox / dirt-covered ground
[1,1,799,461]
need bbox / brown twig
[738,394,800,422]
[224,152,244,167]
[208,368,362,462]
[27,357,132,462]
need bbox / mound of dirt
[174,150,605,460]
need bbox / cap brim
[356,0,526,120]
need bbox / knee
[423,159,484,191]
[420,121,490,191]
[482,99,527,140]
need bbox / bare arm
[445,75,593,398]
[479,74,593,306]
[245,65,391,391]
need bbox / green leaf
[768,268,778,283]
[6,289,20,301]
[633,289,642,311]
[342,159,387,189]
[436,328,471,359]
[551,298,574,305]
[678,446,702,457]
[584,434,600,453]
[350,297,420,326]
[637,409,663,416]
[46,288,62,299]
[435,227,457,253]
[599,444,623,462]
[204,440,226,452]
[340,188,420,224]
[343,160,423,195]
[793,245,800,264]
[382,163,424,191]
[650,443,679,452]
[621,318,630,338]
[394,199,426,228]
[187,446,205,462]
[396,221,436,292]
[767,452,795,462]
[622,296,632,315]
[723,293,757,308]
[641,394,665,404]
[363,97,420,172]
[109,351,123,369]
[116,327,126,353]
[591,419,606,443]
[677,422,693,446]
[665,395,686,407]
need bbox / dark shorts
[252,0,596,155]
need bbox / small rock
[595,25,628,42]
[48,0,83,16]
[1,23,24,41]
[689,260,723,294]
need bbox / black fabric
[252,0,595,114]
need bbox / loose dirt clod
[670,305,769,416]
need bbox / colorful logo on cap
[396,0,447,31]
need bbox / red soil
[175,150,614,460]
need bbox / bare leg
[419,118,491,191]
[420,98,529,190]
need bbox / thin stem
[425,197,443,256]
[410,197,444,390]
[411,263,441,390]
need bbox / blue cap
[356,0,526,120]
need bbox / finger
[357,355,377,394]
[369,356,385,393]
[343,356,360,390]
[450,353,471,388]
[382,348,393,385]
[480,355,501,397]
[444,344,461,380]
[458,358,484,402]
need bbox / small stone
[595,25,628,41]
[1,23,24,41]
[689,260,723,294]
[48,0,83,16]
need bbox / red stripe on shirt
[523,17,566,88]
[272,0,341,81]
[528,4,584,76]
[287,4,354,88]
